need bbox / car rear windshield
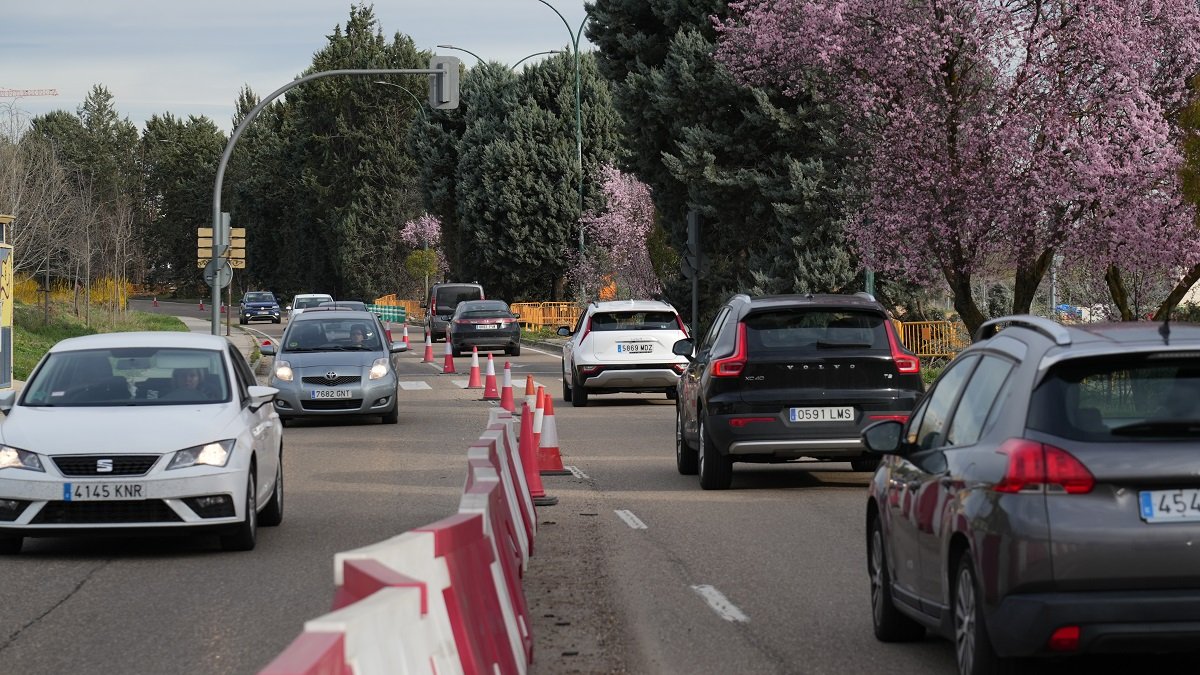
[590,311,679,331]
[295,297,329,309]
[436,287,483,309]
[742,309,888,356]
[244,293,275,303]
[1028,355,1200,440]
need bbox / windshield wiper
[1111,420,1200,437]
[815,341,874,349]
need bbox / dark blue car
[239,291,281,325]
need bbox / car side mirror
[259,341,276,357]
[0,390,15,414]
[247,385,279,412]
[862,420,905,455]
[512,313,521,319]
[672,338,695,361]
[557,326,571,337]
[420,301,428,308]
[285,305,292,311]
[390,342,408,353]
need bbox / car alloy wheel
[952,552,1009,675]
[697,416,732,490]
[868,518,923,641]
[675,404,698,475]
[220,474,258,551]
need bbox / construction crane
[0,88,58,97]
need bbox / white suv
[286,293,333,322]
[557,300,690,407]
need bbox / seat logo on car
[97,458,113,473]
[325,371,338,381]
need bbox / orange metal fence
[372,294,969,355]
[896,321,971,358]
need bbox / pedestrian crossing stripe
[399,381,432,390]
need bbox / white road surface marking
[566,465,588,479]
[614,509,647,530]
[691,585,749,623]
[398,381,432,391]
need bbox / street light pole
[510,50,564,70]
[437,44,485,65]
[373,81,427,120]
[535,0,588,257]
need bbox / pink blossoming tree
[399,213,448,286]
[571,164,662,299]
[716,0,1200,330]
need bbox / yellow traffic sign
[230,238,245,249]
[198,237,213,247]
[230,259,246,268]
[197,258,209,268]
[198,227,213,237]
[231,228,246,238]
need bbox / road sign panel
[231,228,246,238]
[227,249,245,259]
[203,258,233,288]
[229,259,246,268]
[197,258,209,268]
[230,238,245,248]
[198,227,213,237]
[198,237,213,247]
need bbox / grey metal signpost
[207,58,460,335]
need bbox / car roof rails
[975,315,1072,346]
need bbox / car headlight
[0,446,44,472]
[167,440,235,470]
[274,360,294,382]
[369,357,389,380]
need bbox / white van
[286,293,333,322]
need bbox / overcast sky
[2,1,593,132]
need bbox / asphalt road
[5,303,1196,674]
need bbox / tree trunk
[1012,247,1055,315]
[1152,263,1200,321]
[1105,265,1136,321]
[943,266,987,338]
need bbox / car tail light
[671,363,686,374]
[869,414,910,423]
[712,323,748,377]
[993,439,1094,494]
[675,315,689,337]
[729,416,776,428]
[1047,625,1081,652]
[579,365,603,375]
[579,317,593,343]
[883,320,920,375]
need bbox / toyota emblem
[325,371,338,381]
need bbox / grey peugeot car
[862,315,1200,674]
[259,310,406,425]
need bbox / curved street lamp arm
[374,81,428,120]
[437,44,485,65]
[511,50,564,70]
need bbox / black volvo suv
[673,293,924,489]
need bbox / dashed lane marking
[614,509,647,530]
[691,585,749,623]
[566,465,588,479]
[398,381,432,391]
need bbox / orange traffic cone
[538,396,569,475]
[467,347,483,389]
[520,402,556,507]
[523,375,537,412]
[152,297,158,307]
[482,354,500,400]
[199,300,205,311]
[402,324,410,348]
[499,361,515,412]
[533,386,546,449]
[441,336,457,374]
[220,304,226,314]
[421,333,434,363]
[385,323,393,342]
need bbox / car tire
[382,404,399,425]
[697,416,732,490]
[280,417,293,428]
[953,550,1013,675]
[508,342,521,357]
[868,516,924,642]
[259,447,284,527]
[0,535,22,554]
[220,473,258,552]
[239,317,246,325]
[451,344,462,358]
[562,375,573,403]
[665,387,678,401]
[852,457,881,473]
[571,372,588,408]
[676,404,698,475]
[273,318,281,324]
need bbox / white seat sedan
[557,299,690,407]
[0,332,282,554]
